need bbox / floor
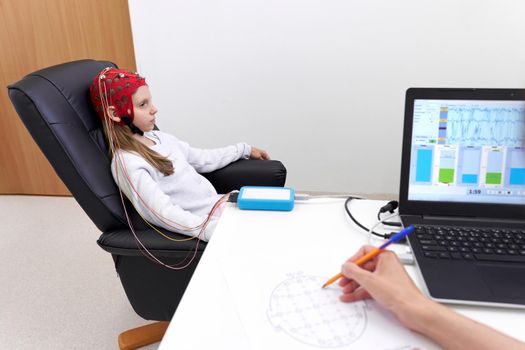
[0,195,158,350]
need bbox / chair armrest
[200,159,287,194]
[97,160,286,256]
[97,228,207,257]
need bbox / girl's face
[132,85,158,132]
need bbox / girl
[90,67,269,242]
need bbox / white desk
[159,199,525,349]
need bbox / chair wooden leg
[118,321,169,350]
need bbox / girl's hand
[250,147,270,160]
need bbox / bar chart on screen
[408,98,525,203]
[507,148,525,186]
[415,146,433,183]
[483,147,505,186]
[438,147,457,184]
[458,147,481,185]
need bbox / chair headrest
[8,59,140,232]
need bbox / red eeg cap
[90,68,147,126]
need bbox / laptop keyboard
[414,225,525,263]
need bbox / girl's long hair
[103,123,174,176]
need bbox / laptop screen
[408,98,525,205]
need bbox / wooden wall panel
[0,0,136,195]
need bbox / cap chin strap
[121,116,144,136]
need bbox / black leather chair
[8,59,286,349]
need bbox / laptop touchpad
[478,265,525,299]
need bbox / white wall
[128,0,525,194]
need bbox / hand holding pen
[333,236,525,350]
[322,226,414,288]
[332,226,431,330]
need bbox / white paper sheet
[218,255,438,350]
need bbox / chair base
[118,321,169,350]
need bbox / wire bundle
[97,68,230,270]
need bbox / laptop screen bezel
[399,88,525,219]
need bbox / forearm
[188,143,251,173]
[404,300,524,350]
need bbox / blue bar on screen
[416,149,432,182]
[509,168,525,185]
[462,174,478,184]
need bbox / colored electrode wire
[111,122,227,268]
[113,135,229,268]
[113,148,214,233]
[111,134,212,231]
[100,73,202,268]
[97,68,230,269]
[98,68,220,234]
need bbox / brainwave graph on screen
[446,105,525,146]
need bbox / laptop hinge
[422,215,525,225]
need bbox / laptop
[399,88,525,308]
